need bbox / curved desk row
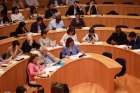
[48,43,140,79]
[0,55,29,92]
[36,53,121,93]
[0,27,140,55]
[1,15,140,36]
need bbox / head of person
[55,14,62,23]
[41,31,48,39]
[89,26,95,35]
[18,22,26,29]
[74,1,79,7]
[12,7,19,14]
[36,16,43,24]
[128,32,137,41]
[12,40,20,50]
[30,6,37,15]
[65,37,74,48]
[40,47,48,56]
[75,13,81,19]
[16,86,26,93]
[26,33,33,42]
[115,26,122,32]
[47,2,55,9]
[67,26,76,36]
[29,54,40,65]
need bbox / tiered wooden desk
[36,53,121,93]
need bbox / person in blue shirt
[60,37,80,58]
[127,32,140,49]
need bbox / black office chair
[127,13,139,16]
[116,25,128,28]
[134,26,140,30]
[115,58,126,78]
[103,2,114,4]
[26,69,44,93]
[92,24,106,28]
[51,82,69,93]
[107,10,119,15]
[102,52,112,58]
[122,2,134,5]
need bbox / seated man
[107,26,128,45]
[30,16,47,33]
[48,13,65,30]
[70,13,85,29]
[85,0,97,15]
[65,1,84,16]
[40,47,60,65]
[127,32,140,49]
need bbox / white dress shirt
[48,19,64,30]
[60,33,79,46]
[11,13,24,22]
[83,33,99,43]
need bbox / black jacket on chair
[30,22,46,33]
[45,8,58,19]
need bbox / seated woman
[27,54,45,84]
[60,26,79,46]
[11,22,28,37]
[29,6,38,19]
[83,26,99,43]
[70,13,85,29]
[11,6,24,22]
[48,13,65,30]
[7,40,23,59]
[85,0,97,15]
[21,34,40,53]
[39,31,56,48]
[60,37,80,58]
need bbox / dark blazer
[70,18,85,28]
[107,31,128,45]
[65,5,84,16]
[45,8,58,19]
[85,5,97,15]
[30,22,46,33]
[128,36,140,49]
[48,0,64,5]
[21,40,40,53]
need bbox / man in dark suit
[65,1,84,16]
[128,32,140,49]
[107,26,128,45]
[30,16,46,33]
[85,0,97,15]
[70,13,85,28]
[45,3,58,19]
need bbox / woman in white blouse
[11,7,24,22]
[83,26,99,43]
[60,26,79,46]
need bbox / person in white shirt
[39,31,55,48]
[48,14,64,30]
[83,25,99,43]
[60,26,79,46]
[25,0,39,7]
[11,7,24,22]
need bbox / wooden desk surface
[36,53,121,93]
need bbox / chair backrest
[116,25,128,28]
[134,27,140,30]
[51,82,69,93]
[127,13,139,16]
[102,52,112,58]
[103,2,114,4]
[115,58,126,77]
[107,10,119,15]
[122,2,134,4]
[92,24,105,27]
